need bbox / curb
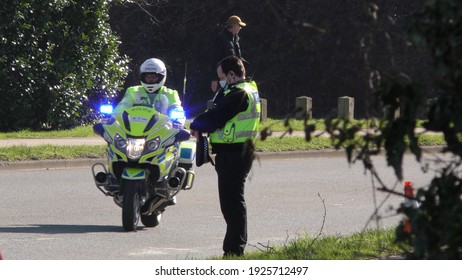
[0,150,345,172]
[0,158,105,172]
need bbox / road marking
[129,247,194,256]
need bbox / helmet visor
[141,73,163,84]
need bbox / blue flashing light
[169,108,186,121]
[99,104,113,115]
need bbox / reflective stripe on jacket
[210,81,260,144]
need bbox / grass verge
[0,134,445,161]
[0,118,427,139]
[218,228,409,260]
[0,145,106,161]
[0,126,95,139]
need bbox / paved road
[0,152,436,260]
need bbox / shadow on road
[0,224,144,234]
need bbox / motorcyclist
[113,58,184,206]
[114,58,183,118]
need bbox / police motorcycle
[91,99,196,231]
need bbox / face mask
[219,80,227,88]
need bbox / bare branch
[307,193,327,247]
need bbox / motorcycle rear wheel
[122,180,141,231]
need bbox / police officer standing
[191,56,261,257]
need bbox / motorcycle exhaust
[168,177,181,188]
[95,172,107,184]
[167,167,187,192]
[92,163,108,183]
[92,163,119,196]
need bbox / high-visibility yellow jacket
[114,85,181,117]
[210,80,260,144]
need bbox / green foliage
[256,0,461,259]
[412,1,462,157]
[0,0,129,131]
[305,0,462,259]
[318,0,462,259]
[394,0,462,259]
[397,167,462,259]
[376,76,423,180]
[306,0,462,259]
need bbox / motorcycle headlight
[147,137,161,151]
[114,134,127,150]
[126,138,146,160]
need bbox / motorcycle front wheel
[122,179,141,231]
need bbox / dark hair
[217,56,245,77]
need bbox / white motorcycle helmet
[140,58,166,93]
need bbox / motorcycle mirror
[175,128,191,142]
[93,123,105,136]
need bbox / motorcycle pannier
[179,140,196,167]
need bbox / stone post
[295,96,312,120]
[338,96,354,120]
[260,98,267,122]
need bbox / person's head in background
[226,15,246,35]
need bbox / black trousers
[215,151,252,256]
